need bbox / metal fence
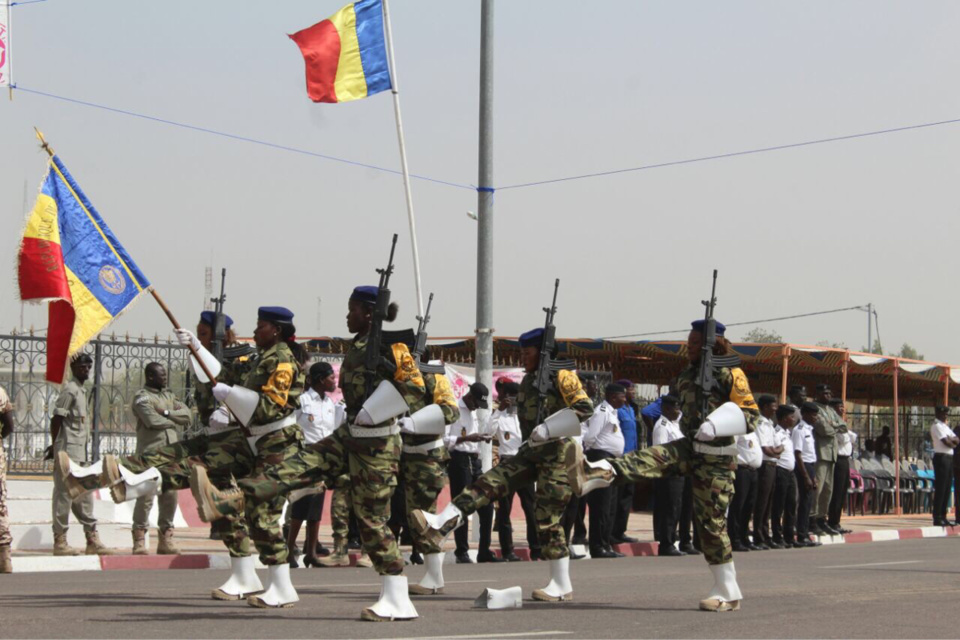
[1,333,194,475]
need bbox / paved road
[1,538,957,639]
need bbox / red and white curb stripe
[10,525,959,573]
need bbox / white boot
[117,466,162,500]
[700,562,742,612]
[57,453,106,500]
[411,503,464,548]
[531,557,573,602]
[408,552,444,595]
[361,575,419,621]
[566,442,616,497]
[248,563,299,608]
[211,556,263,601]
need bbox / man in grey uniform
[50,354,113,556]
[130,362,192,555]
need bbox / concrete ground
[1,537,957,639]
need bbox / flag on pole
[18,154,151,383]
[0,2,10,88]
[288,0,392,103]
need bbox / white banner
[0,3,8,88]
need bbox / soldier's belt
[349,420,400,439]
[402,438,444,455]
[248,415,298,438]
[692,442,738,457]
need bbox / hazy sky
[2,1,958,362]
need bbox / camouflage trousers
[238,424,404,576]
[451,439,573,561]
[401,449,448,555]
[120,430,255,557]
[329,474,351,542]
[610,437,736,565]
[0,442,10,547]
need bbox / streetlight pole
[475,0,495,423]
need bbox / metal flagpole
[380,0,424,317]
[475,0,495,480]
[6,0,13,101]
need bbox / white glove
[208,407,230,429]
[175,328,201,351]
[399,417,415,434]
[212,383,231,402]
[695,421,717,442]
[354,409,373,426]
[530,424,549,443]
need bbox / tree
[816,340,848,349]
[861,339,883,355]
[742,327,782,344]
[897,343,924,361]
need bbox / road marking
[316,579,500,588]
[379,632,572,640]
[820,560,923,569]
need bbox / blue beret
[690,319,726,337]
[199,311,233,329]
[518,328,544,348]
[350,286,379,305]
[258,306,294,324]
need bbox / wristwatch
[163,410,170,417]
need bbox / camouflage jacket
[339,335,429,427]
[516,368,595,442]
[675,364,760,446]
[402,372,460,446]
[194,348,258,425]
[239,342,304,426]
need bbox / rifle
[412,293,434,364]
[210,268,227,361]
[696,270,719,424]
[364,234,398,396]
[534,279,560,423]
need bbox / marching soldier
[130,363,192,555]
[410,326,594,602]
[49,354,114,556]
[569,320,759,612]
[56,311,263,601]
[191,286,431,622]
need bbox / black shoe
[658,546,685,557]
[800,538,822,547]
[289,555,300,569]
[679,544,701,555]
[503,552,522,562]
[455,553,473,564]
[529,549,543,561]
[409,551,424,565]
[605,545,626,558]
[302,555,322,568]
[315,542,330,557]
[571,535,587,546]
[836,527,852,535]
[731,542,750,552]
[477,551,505,563]
[767,541,785,550]
[753,542,770,551]
[613,535,639,544]
[590,547,619,558]
[791,541,806,548]
[347,537,362,550]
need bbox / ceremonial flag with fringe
[18,155,150,383]
[289,0,392,103]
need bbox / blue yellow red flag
[18,154,151,383]
[289,0,392,103]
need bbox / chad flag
[289,0,392,103]
[18,155,150,383]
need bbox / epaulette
[549,359,577,372]
[382,329,416,350]
[418,362,446,375]
[713,354,742,369]
[224,344,257,359]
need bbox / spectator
[652,395,685,556]
[793,403,822,548]
[443,383,496,563]
[729,412,763,552]
[930,405,958,526]
[753,395,783,549]
[862,439,876,460]
[289,362,341,568]
[788,385,807,422]
[581,375,601,405]
[875,426,894,461]
[488,382,541,561]
[583,383,627,558]
[612,379,640,544]
[811,384,846,536]
[828,397,855,534]
[640,396,663,448]
[771,404,799,548]
[0,384,14,573]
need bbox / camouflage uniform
[449,369,594,560]
[238,337,429,576]
[609,365,760,566]
[0,386,13,549]
[130,386,192,532]
[329,475,352,542]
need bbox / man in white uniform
[582,384,626,559]
[651,396,685,556]
[930,405,958,526]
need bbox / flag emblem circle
[98,265,126,295]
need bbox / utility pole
[475,0,495,432]
[867,302,873,353]
[316,297,322,334]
